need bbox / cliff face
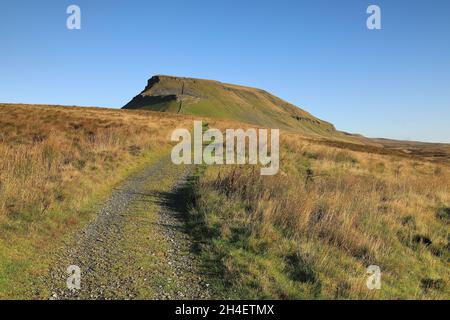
[123,75,336,134]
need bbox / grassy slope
[0,104,194,298]
[1,103,448,300]
[187,132,450,299]
[123,75,337,137]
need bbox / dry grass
[190,132,450,299]
[0,103,448,299]
[0,103,193,298]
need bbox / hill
[123,75,335,135]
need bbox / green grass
[185,137,450,299]
[0,103,198,299]
[0,148,171,299]
[123,75,337,137]
[185,166,324,299]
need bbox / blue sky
[1,0,449,142]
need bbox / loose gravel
[43,156,212,300]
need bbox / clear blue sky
[1,0,449,142]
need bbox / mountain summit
[123,75,335,134]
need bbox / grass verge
[186,136,450,299]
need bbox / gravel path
[44,155,212,300]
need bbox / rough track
[44,155,212,299]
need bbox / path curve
[44,155,212,300]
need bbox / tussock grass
[1,103,448,300]
[189,134,450,299]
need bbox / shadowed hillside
[123,75,336,136]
